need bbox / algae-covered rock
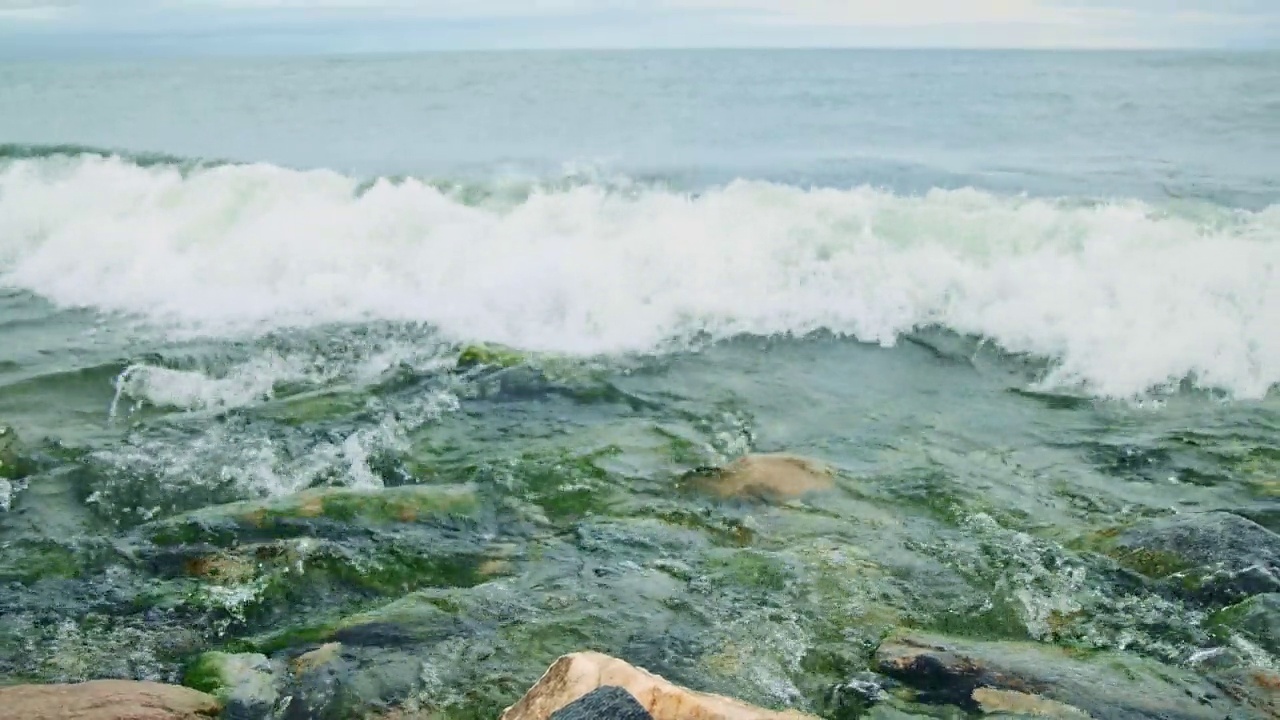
[149,484,482,545]
[184,651,279,719]
[874,631,1243,719]
[0,425,35,481]
[456,344,526,372]
[681,454,835,502]
[0,680,220,720]
[1210,593,1280,657]
[1105,511,1280,605]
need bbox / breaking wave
[2,147,1278,398]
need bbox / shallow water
[0,50,1278,717]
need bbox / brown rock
[686,454,834,501]
[971,688,1091,718]
[501,652,814,720]
[0,680,220,720]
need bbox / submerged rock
[0,425,34,481]
[0,680,220,720]
[682,454,835,502]
[1210,593,1280,657]
[184,651,279,720]
[501,652,815,720]
[1106,511,1280,605]
[456,344,526,372]
[874,632,1242,719]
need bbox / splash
[2,150,1278,398]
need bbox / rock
[0,680,220,720]
[1107,511,1280,605]
[501,652,815,720]
[184,651,279,719]
[1209,593,1280,656]
[874,632,1243,719]
[456,344,526,372]
[682,454,834,502]
[0,425,34,481]
[550,686,654,720]
[1206,666,1280,718]
[148,484,482,546]
[971,688,1090,717]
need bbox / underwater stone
[184,651,278,720]
[1110,511,1280,605]
[682,454,835,502]
[456,344,526,372]
[0,425,34,481]
[874,632,1244,719]
[502,652,816,720]
[1210,593,1280,657]
[0,680,220,720]
[550,687,653,720]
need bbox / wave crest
[2,152,1278,398]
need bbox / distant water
[0,51,1279,703]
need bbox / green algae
[456,344,526,371]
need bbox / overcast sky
[1,0,1277,54]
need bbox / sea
[0,50,1278,714]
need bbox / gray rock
[550,686,653,720]
[874,632,1248,719]
[1111,511,1280,605]
[186,651,279,720]
[1211,593,1280,657]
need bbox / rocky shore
[2,398,1279,719]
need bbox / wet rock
[277,640,430,720]
[456,344,526,372]
[1107,511,1280,605]
[0,425,35,481]
[682,454,835,502]
[501,651,816,720]
[1206,666,1280,718]
[1209,593,1280,656]
[874,632,1243,719]
[970,688,1090,717]
[550,686,653,720]
[184,651,279,720]
[0,680,220,720]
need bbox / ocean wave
[1,150,1278,399]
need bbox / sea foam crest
[1,153,1278,398]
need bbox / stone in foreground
[501,652,815,720]
[550,686,654,720]
[0,680,220,720]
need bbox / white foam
[2,154,1279,398]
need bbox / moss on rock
[456,344,526,372]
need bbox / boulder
[1107,511,1280,605]
[0,680,219,720]
[501,652,815,720]
[874,632,1243,719]
[682,455,834,502]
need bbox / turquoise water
[0,51,1278,716]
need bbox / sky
[0,0,1277,54]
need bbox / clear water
[0,50,1278,713]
